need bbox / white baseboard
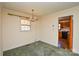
[3,40,36,51]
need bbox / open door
[58,15,73,50]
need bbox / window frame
[20,18,31,32]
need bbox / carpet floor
[3,41,79,56]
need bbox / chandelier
[30,9,38,22]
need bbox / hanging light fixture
[30,9,38,22]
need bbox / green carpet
[3,41,79,56]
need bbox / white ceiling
[2,2,79,16]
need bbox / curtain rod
[8,13,38,22]
[8,13,30,19]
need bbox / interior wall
[2,8,40,51]
[0,4,2,55]
[40,5,79,54]
[35,19,41,41]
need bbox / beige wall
[0,4,2,56]
[2,8,40,51]
[40,5,79,54]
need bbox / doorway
[58,15,73,50]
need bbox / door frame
[58,15,73,50]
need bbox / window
[20,19,31,31]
